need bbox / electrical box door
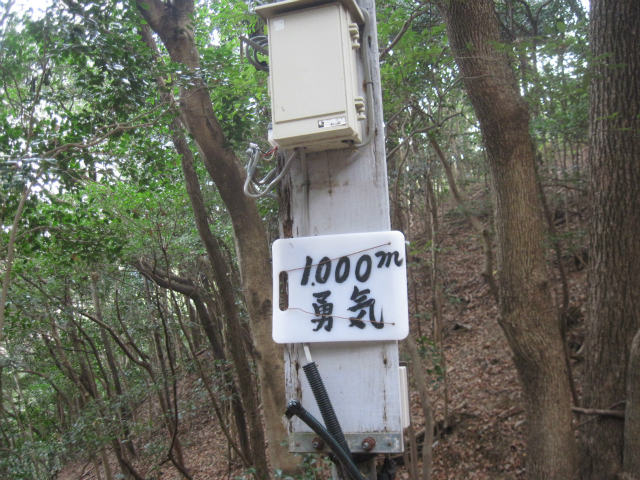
[256,0,365,151]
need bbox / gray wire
[243,145,296,198]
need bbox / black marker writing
[311,290,333,332]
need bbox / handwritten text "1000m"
[299,250,404,286]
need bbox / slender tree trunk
[177,295,251,467]
[94,455,105,480]
[389,144,410,232]
[428,133,498,302]
[176,122,268,478]
[405,336,433,480]
[533,168,578,407]
[134,32,258,465]
[150,288,188,475]
[581,1,640,478]
[135,2,296,471]
[424,169,448,427]
[437,1,577,478]
[52,302,145,480]
[186,301,203,352]
[151,325,185,468]
[90,273,136,458]
[0,181,32,340]
[12,374,43,478]
[100,449,113,480]
[134,258,253,465]
[73,318,139,480]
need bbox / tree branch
[379,9,424,60]
[134,259,201,298]
[0,179,35,342]
[572,406,625,419]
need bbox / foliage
[0,0,591,477]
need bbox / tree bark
[437,1,577,478]
[138,23,265,473]
[177,125,268,479]
[135,1,295,472]
[580,1,640,478]
[624,330,640,477]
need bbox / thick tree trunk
[136,1,296,472]
[581,1,640,478]
[139,23,266,473]
[624,330,640,477]
[437,1,577,478]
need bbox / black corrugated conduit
[302,361,350,455]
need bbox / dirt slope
[57,191,586,480]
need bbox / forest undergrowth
[56,187,588,480]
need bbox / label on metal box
[318,117,346,128]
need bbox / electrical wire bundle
[243,143,296,198]
[240,35,269,72]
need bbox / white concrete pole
[278,0,402,477]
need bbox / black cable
[240,35,269,72]
[285,400,366,480]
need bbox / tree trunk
[90,273,136,459]
[12,374,44,479]
[624,330,640,477]
[581,1,640,478]
[179,298,252,468]
[424,168,448,427]
[134,259,253,464]
[405,335,433,480]
[135,1,296,472]
[436,1,577,478]
[186,301,203,352]
[139,23,265,472]
[0,182,30,344]
[177,127,268,479]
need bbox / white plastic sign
[272,231,409,343]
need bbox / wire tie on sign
[284,241,393,273]
[286,307,396,326]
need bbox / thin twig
[572,406,625,419]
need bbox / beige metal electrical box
[256,0,366,151]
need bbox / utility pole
[274,0,403,477]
